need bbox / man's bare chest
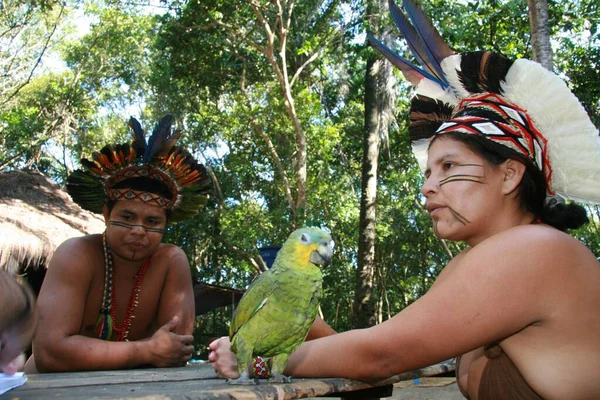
[80,265,164,340]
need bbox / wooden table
[2,360,455,400]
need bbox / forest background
[1,0,599,353]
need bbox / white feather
[414,79,459,106]
[411,138,430,172]
[441,55,471,99]
[502,59,600,203]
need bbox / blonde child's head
[0,271,37,370]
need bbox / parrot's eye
[300,233,310,243]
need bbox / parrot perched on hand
[228,227,334,384]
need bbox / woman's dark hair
[106,177,173,221]
[430,132,589,231]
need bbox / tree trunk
[353,0,396,328]
[528,0,553,70]
[353,54,380,328]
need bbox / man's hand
[148,316,194,367]
[1,353,26,375]
[208,336,240,379]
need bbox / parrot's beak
[310,241,333,266]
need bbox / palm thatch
[0,170,105,273]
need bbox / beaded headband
[105,166,177,209]
[67,115,212,222]
[434,92,553,194]
[368,0,600,203]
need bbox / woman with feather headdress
[24,115,212,373]
[209,1,600,398]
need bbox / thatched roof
[0,170,105,273]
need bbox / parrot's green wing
[229,269,281,340]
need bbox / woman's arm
[213,225,568,381]
[209,316,337,377]
[305,316,336,340]
[283,227,563,381]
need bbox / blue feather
[399,0,452,82]
[368,0,454,90]
[129,117,145,142]
[367,33,446,88]
[129,117,147,158]
[144,115,174,161]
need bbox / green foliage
[553,0,600,125]
[571,205,600,259]
[1,72,92,178]
[61,4,156,112]
[0,0,69,105]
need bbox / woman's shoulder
[484,224,589,254]
[460,224,598,276]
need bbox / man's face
[103,201,167,262]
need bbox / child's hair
[0,271,37,334]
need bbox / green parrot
[228,227,334,384]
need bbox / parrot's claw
[227,376,261,385]
[268,373,293,383]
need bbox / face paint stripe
[109,221,165,234]
[455,163,484,167]
[448,207,470,225]
[439,175,486,185]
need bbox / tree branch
[1,3,65,106]
[220,240,266,274]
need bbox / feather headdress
[368,0,600,203]
[67,115,212,222]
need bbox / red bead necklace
[101,233,150,342]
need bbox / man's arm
[154,244,196,336]
[32,237,193,372]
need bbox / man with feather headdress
[24,115,212,373]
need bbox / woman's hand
[208,337,240,379]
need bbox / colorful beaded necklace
[96,232,150,341]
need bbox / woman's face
[421,136,507,245]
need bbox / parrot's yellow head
[278,227,334,268]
